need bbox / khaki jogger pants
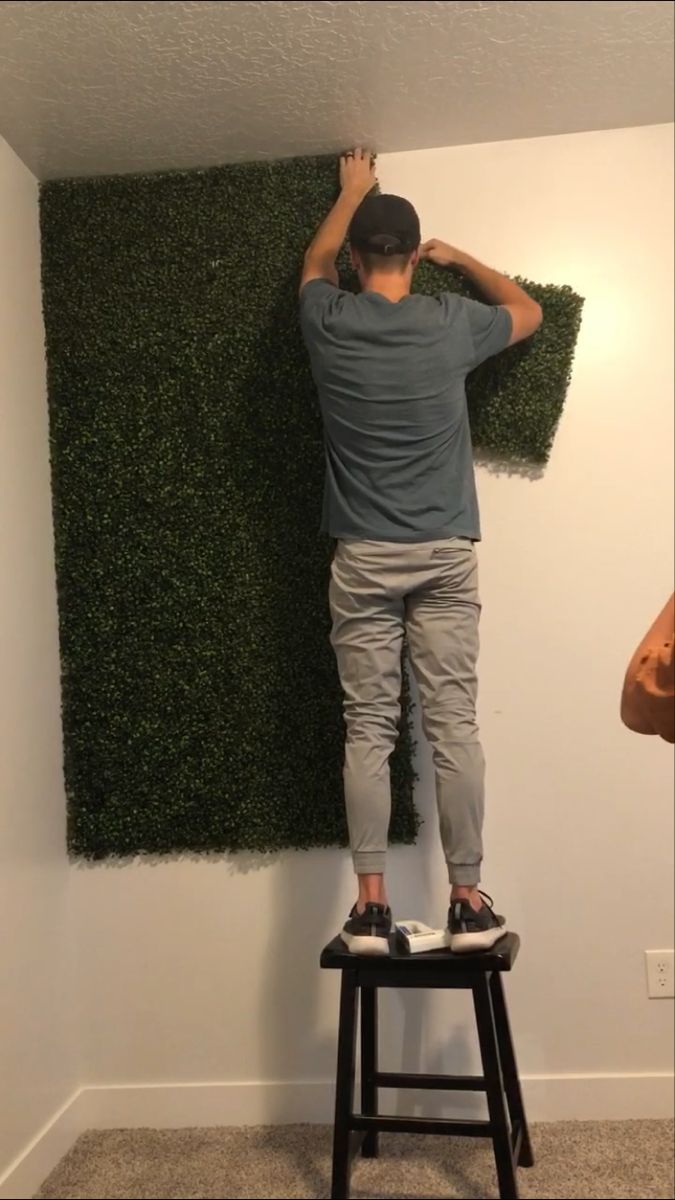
[329,537,485,886]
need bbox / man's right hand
[421,239,460,268]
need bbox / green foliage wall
[40,154,582,859]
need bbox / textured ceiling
[0,0,673,180]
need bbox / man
[621,593,674,744]
[299,149,543,954]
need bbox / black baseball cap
[349,194,421,256]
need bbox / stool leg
[473,975,519,1200]
[331,971,358,1199]
[490,973,534,1168]
[360,985,379,1158]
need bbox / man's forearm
[304,190,363,279]
[452,249,538,310]
[301,150,376,288]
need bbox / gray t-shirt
[299,278,512,542]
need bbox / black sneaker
[447,892,507,954]
[340,903,392,956]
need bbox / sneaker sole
[448,926,508,954]
[340,930,390,956]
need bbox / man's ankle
[356,872,387,912]
[451,885,483,913]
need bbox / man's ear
[349,245,361,272]
[410,247,421,268]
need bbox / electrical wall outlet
[645,950,675,998]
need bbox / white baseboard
[79,1075,672,1128]
[83,1079,335,1128]
[521,1072,674,1121]
[82,1073,675,1128]
[0,1088,86,1200]
[3,1074,672,1200]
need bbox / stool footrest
[376,1071,487,1092]
[511,1119,523,1160]
[351,1114,491,1139]
[347,1131,367,1166]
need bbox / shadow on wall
[258,851,341,1135]
[384,697,481,1122]
[224,602,480,1140]
[228,678,478,1143]
[474,452,545,482]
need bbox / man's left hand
[339,148,376,202]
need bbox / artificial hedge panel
[413,262,584,463]
[40,154,582,859]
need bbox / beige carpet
[35,1120,674,1199]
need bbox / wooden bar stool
[320,932,533,1199]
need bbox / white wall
[66,123,675,1126]
[0,137,78,1188]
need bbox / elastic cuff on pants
[353,851,387,875]
[447,861,482,887]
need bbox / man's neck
[362,273,412,302]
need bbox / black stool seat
[320,932,533,1199]
[321,931,520,973]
